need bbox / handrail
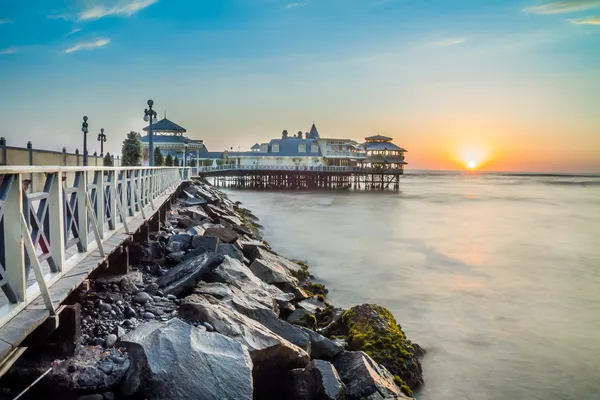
[195,165,404,173]
[0,166,188,328]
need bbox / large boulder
[247,247,304,274]
[211,256,294,303]
[128,241,165,266]
[342,304,423,393]
[249,257,297,285]
[287,360,345,400]
[204,227,240,243]
[120,318,253,400]
[333,351,412,400]
[179,294,309,399]
[298,327,343,361]
[218,243,245,262]
[156,252,224,297]
[166,234,193,253]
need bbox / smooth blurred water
[223,172,600,400]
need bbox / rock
[156,252,224,297]
[287,309,316,329]
[287,360,345,400]
[94,338,106,347]
[217,243,244,262]
[121,318,253,400]
[97,302,112,312]
[181,198,207,207]
[342,304,423,392]
[179,293,309,396]
[298,327,343,360]
[132,292,153,305]
[103,392,115,400]
[96,271,143,294]
[211,256,294,303]
[128,241,165,266]
[298,297,327,314]
[333,351,411,400]
[177,216,198,229]
[144,283,160,295]
[105,334,118,348]
[112,326,126,338]
[77,395,104,400]
[124,306,137,318]
[191,235,220,251]
[247,247,304,274]
[142,312,155,319]
[248,258,297,285]
[181,207,210,221]
[203,322,214,332]
[166,251,186,263]
[204,227,240,244]
[186,226,206,236]
[166,234,193,253]
[97,361,113,374]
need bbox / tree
[121,131,142,166]
[154,147,164,166]
[165,154,173,166]
[173,156,179,167]
[103,152,113,166]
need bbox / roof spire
[165,109,167,119]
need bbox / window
[272,143,280,153]
[298,144,306,153]
[311,144,319,153]
[260,144,268,152]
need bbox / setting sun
[467,160,478,169]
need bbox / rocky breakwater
[1,179,425,400]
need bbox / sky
[0,0,599,173]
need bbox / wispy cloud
[78,0,159,21]
[430,38,466,47]
[0,47,17,55]
[569,15,600,23]
[286,2,307,9]
[523,0,600,15]
[64,28,82,36]
[47,12,70,21]
[0,18,14,24]
[64,38,110,54]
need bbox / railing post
[48,172,65,272]
[3,173,26,302]
[0,137,6,166]
[76,171,88,251]
[107,170,116,230]
[94,170,105,238]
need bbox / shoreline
[1,179,425,400]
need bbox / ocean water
[222,172,600,400]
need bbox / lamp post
[144,99,158,166]
[97,128,106,157]
[81,116,89,166]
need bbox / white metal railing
[0,166,188,328]
[195,164,404,173]
[325,151,367,158]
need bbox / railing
[324,151,367,158]
[0,166,188,328]
[196,165,404,173]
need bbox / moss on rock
[341,304,424,396]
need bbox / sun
[467,160,478,170]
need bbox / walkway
[0,166,187,371]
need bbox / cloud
[0,18,14,24]
[78,0,159,21]
[569,15,600,23]
[47,13,70,21]
[430,38,466,47]
[523,0,600,15]
[64,28,82,36]
[64,38,110,54]
[0,47,17,55]
[286,2,307,9]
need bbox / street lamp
[97,128,106,157]
[81,116,89,166]
[143,99,158,166]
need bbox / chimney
[297,131,303,139]
[282,130,288,139]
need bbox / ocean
[222,172,600,400]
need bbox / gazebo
[139,116,206,166]
[361,134,407,170]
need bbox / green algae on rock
[341,304,424,396]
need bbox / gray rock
[333,351,411,400]
[217,243,244,262]
[181,198,207,207]
[124,306,137,318]
[191,235,220,251]
[142,312,155,319]
[77,395,104,400]
[211,256,294,303]
[156,252,224,297]
[102,392,115,400]
[181,207,210,221]
[144,283,160,295]
[299,327,344,360]
[97,302,112,312]
[96,271,143,294]
[248,257,296,285]
[298,297,327,314]
[167,233,193,251]
[132,292,153,305]
[204,226,239,244]
[287,308,315,328]
[288,359,345,400]
[203,322,214,332]
[127,241,165,266]
[186,226,206,236]
[112,326,126,338]
[105,334,118,348]
[166,251,186,263]
[248,247,304,274]
[120,318,252,400]
[97,361,113,374]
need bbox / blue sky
[0,0,599,171]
